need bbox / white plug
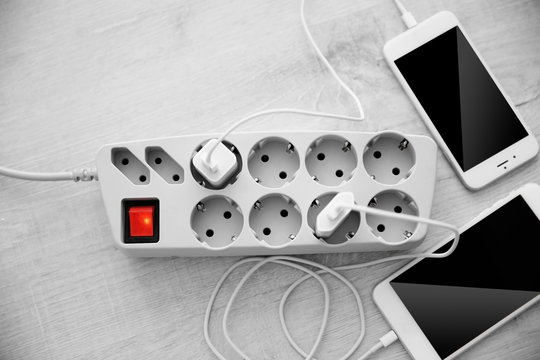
[192,139,238,187]
[315,192,355,238]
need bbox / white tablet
[373,183,540,359]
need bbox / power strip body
[96,130,437,257]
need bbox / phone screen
[394,26,528,171]
[390,195,540,358]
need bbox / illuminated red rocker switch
[123,199,159,243]
[129,206,154,237]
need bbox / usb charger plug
[315,192,355,237]
[192,139,238,187]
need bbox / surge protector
[96,130,437,257]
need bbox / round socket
[366,190,419,245]
[306,135,357,186]
[307,193,360,245]
[249,194,301,247]
[191,195,243,249]
[190,140,243,189]
[248,137,300,188]
[363,132,416,185]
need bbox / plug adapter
[315,192,355,238]
[192,139,238,187]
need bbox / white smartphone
[373,183,540,360]
[384,11,538,190]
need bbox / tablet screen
[390,195,540,358]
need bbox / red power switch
[128,206,154,237]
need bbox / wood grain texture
[1,0,539,359]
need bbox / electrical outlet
[249,194,302,247]
[363,131,415,185]
[365,190,419,244]
[305,135,358,186]
[190,195,244,249]
[112,147,150,185]
[145,146,184,184]
[248,137,300,188]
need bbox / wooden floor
[1,0,539,359]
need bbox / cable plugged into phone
[393,0,417,29]
[358,331,399,360]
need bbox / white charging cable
[300,0,365,118]
[0,166,98,182]
[199,0,367,172]
[393,0,417,29]
[204,207,460,360]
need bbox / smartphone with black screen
[384,11,538,190]
[373,183,540,359]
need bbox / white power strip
[96,130,437,257]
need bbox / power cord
[204,206,460,360]
[0,166,98,182]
